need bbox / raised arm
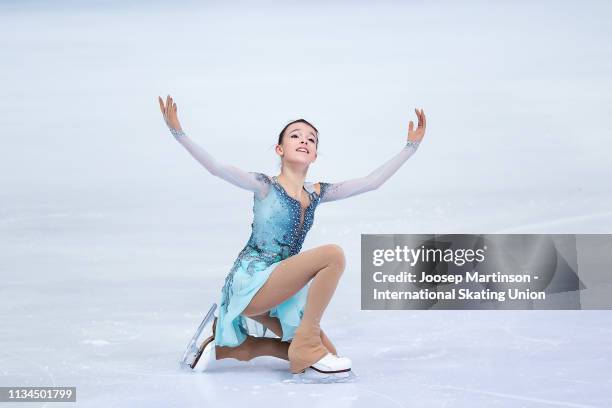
[319,108,426,203]
[170,128,269,196]
[319,140,420,203]
[159,95,269,198]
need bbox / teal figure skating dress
[167,126,420,347]
[217,172,327,346]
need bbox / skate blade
[179,342,201,370]
[191,334,214,369]
[285,368,357,384]
[179,303,217,370]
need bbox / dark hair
[277,119,319,148]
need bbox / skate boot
[179,302,218,370]
[287,322,328,374]
[287,322,356,383]
[289,353,356,384]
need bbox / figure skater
[158,95,426,381]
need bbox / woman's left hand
[407,108,426,143]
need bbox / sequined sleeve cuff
[405,139,420,149]
[169,127,186,138]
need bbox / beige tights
[235,244,346,373]
[215,244,345,372]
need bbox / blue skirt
[214,257,309,347]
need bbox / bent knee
[322,244,346,271]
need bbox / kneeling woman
[159,95,426,379]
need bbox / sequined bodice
[218,174,324,304]
[234,173,322,272]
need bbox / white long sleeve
[169,127,270,198]
[319,140,421,203]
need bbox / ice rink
[1,0,611,406]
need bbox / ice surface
[1,0,611,406]
[2,191,611,407]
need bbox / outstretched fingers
[168,95,178,123]
[415,108,423,128]
[158,95,172,126]
[158,96,165,115]
[414,108,426,133]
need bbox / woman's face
[277,123,318,165]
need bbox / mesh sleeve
[169,127,270,198]
[319,140,420,203]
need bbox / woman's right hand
[158,94,183,131]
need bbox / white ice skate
[289,352,356,384]
[179,303,218,370]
